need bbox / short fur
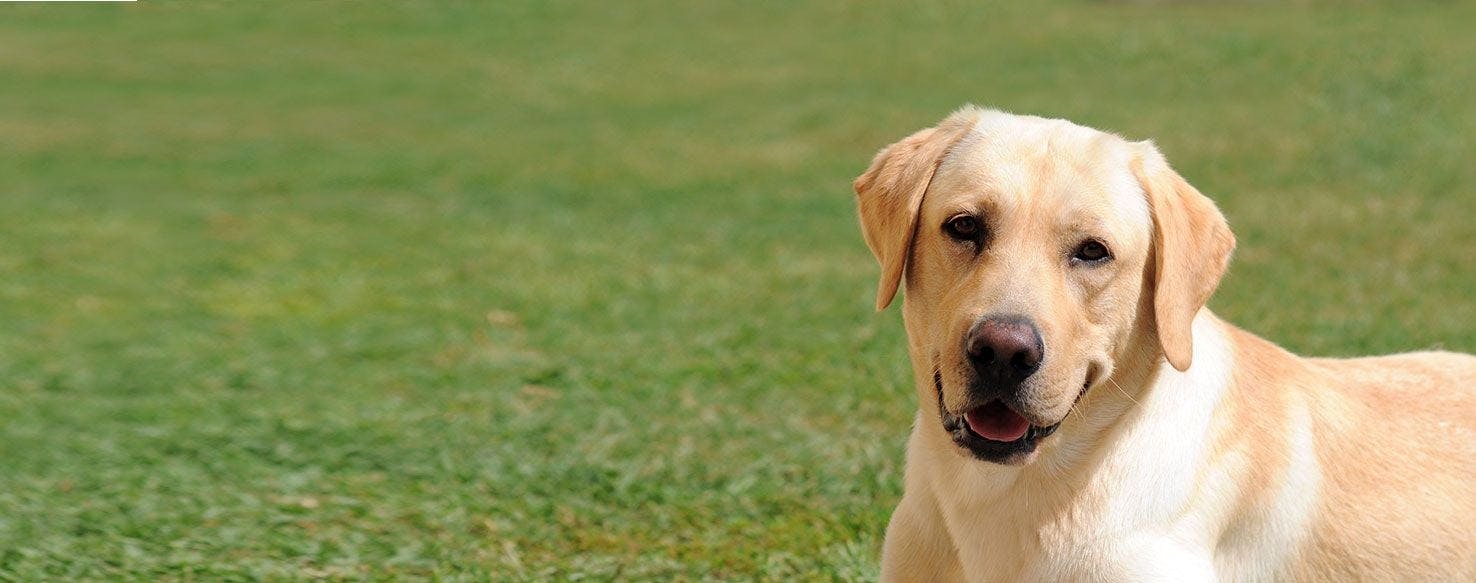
[853,106,1476,581]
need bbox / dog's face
[908,115,1155,464]
[855,108,1234,465]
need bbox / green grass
[1,1,1472,579]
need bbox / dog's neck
[911,310,1236,502]
[1048,319,1183,457]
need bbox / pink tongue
[965,402,1030,442]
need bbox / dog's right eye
[1073,239,1112,264]
[944,215,982,241]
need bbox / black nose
[966,316,1044,384]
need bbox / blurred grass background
[0,1,1472,579]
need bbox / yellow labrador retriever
[853,106,1476,581]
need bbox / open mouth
[950,399,1061,463]
[935,390,1062,463]
[965,400,1033,442]
[933,369,1084,464]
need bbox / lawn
[1,1,1472,579]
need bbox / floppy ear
[853,110,980,310]
[1132,143,1236,372]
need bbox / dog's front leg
[881,487,964,582]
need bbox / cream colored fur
[853,107,1476,581]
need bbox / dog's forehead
[931,112,1149,229]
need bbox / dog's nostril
[966,333,998,364]
[1011,351,1039,373]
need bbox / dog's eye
[944,215,981,241]
[1073,240,1111,263]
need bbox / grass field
[1,1,1473,579]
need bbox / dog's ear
[853,110,979,310]
[1132,142,1236,372]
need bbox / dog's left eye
[943,215,982,241]
[1073,240,1111,263]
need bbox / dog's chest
[942,507,1218,582]
[928,432,1228,580]
[929,439,1310,582]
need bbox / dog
[852,106,1476,581]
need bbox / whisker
[1108,377,1142,409]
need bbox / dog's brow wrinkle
[932,362,946,420]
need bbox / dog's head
[854,107,1234,465]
